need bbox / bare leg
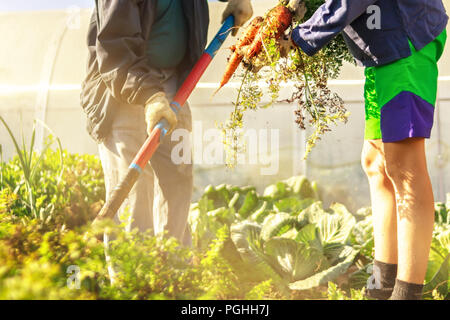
[361,140,398,264]
[384,138,434,284]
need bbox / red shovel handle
[94,17,235,223]
[93,128,162,223]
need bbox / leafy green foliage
[326,282,368,300]
[0,117,64,219]
[188,176,449,299]
[0,213,106,299]
[188,176,320,251]
[289,246,358,291]
[0,124,277,300]
[187,176,359,294]
[1,126,448,299]
[1,148,105,228]
[423,225,450,299]
[265,237,326,282]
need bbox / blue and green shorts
[364,30,447,142]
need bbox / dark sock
[365,260,397,300]
[389,279,424,300]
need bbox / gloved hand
[279,32,297,58]
[278,1,307,58]
[222,0,253,36]
[144,92,178,136]
[287,0,307,21]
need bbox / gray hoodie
[80,0,210,143]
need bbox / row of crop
[188,177,449,299]
[0,115,448,299]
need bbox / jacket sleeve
[292,0,379,56]
[95,0,163,106]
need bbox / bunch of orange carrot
[217,4,294,93]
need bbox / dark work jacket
[292,0,448,67]
[80,0,210,143]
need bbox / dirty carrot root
[246,6,293,60]
[233,16,264,52]
[215,16,264,94]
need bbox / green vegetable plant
[0,120,448,299]
[0,117,64,220]
[0,120,106,228]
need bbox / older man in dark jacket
[290,0,448,300]
[80,0,252,245]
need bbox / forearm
[292,0,378,56]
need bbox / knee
[384,157,408,185]
[383,138,428,187]
[361,149,386,180]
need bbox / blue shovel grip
[205,15,235,58]
[155,118,170,139]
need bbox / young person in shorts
[289,0,448,299]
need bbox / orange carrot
[246,6,293,59]
[215,16,264,93]
[233,16,264,51]
[217,53,242,92]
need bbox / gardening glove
[222,0,253,36]
[278,1,307,58]
[279,32,297,58]
[144,92,178,136]
[287,0,307,21]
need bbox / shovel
[93,16,235,224]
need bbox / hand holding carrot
[279,32,297,58]
[222,0,254,36]
[216,3,297,94]
[245,5,293,60]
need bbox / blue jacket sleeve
[292,0,379,56]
